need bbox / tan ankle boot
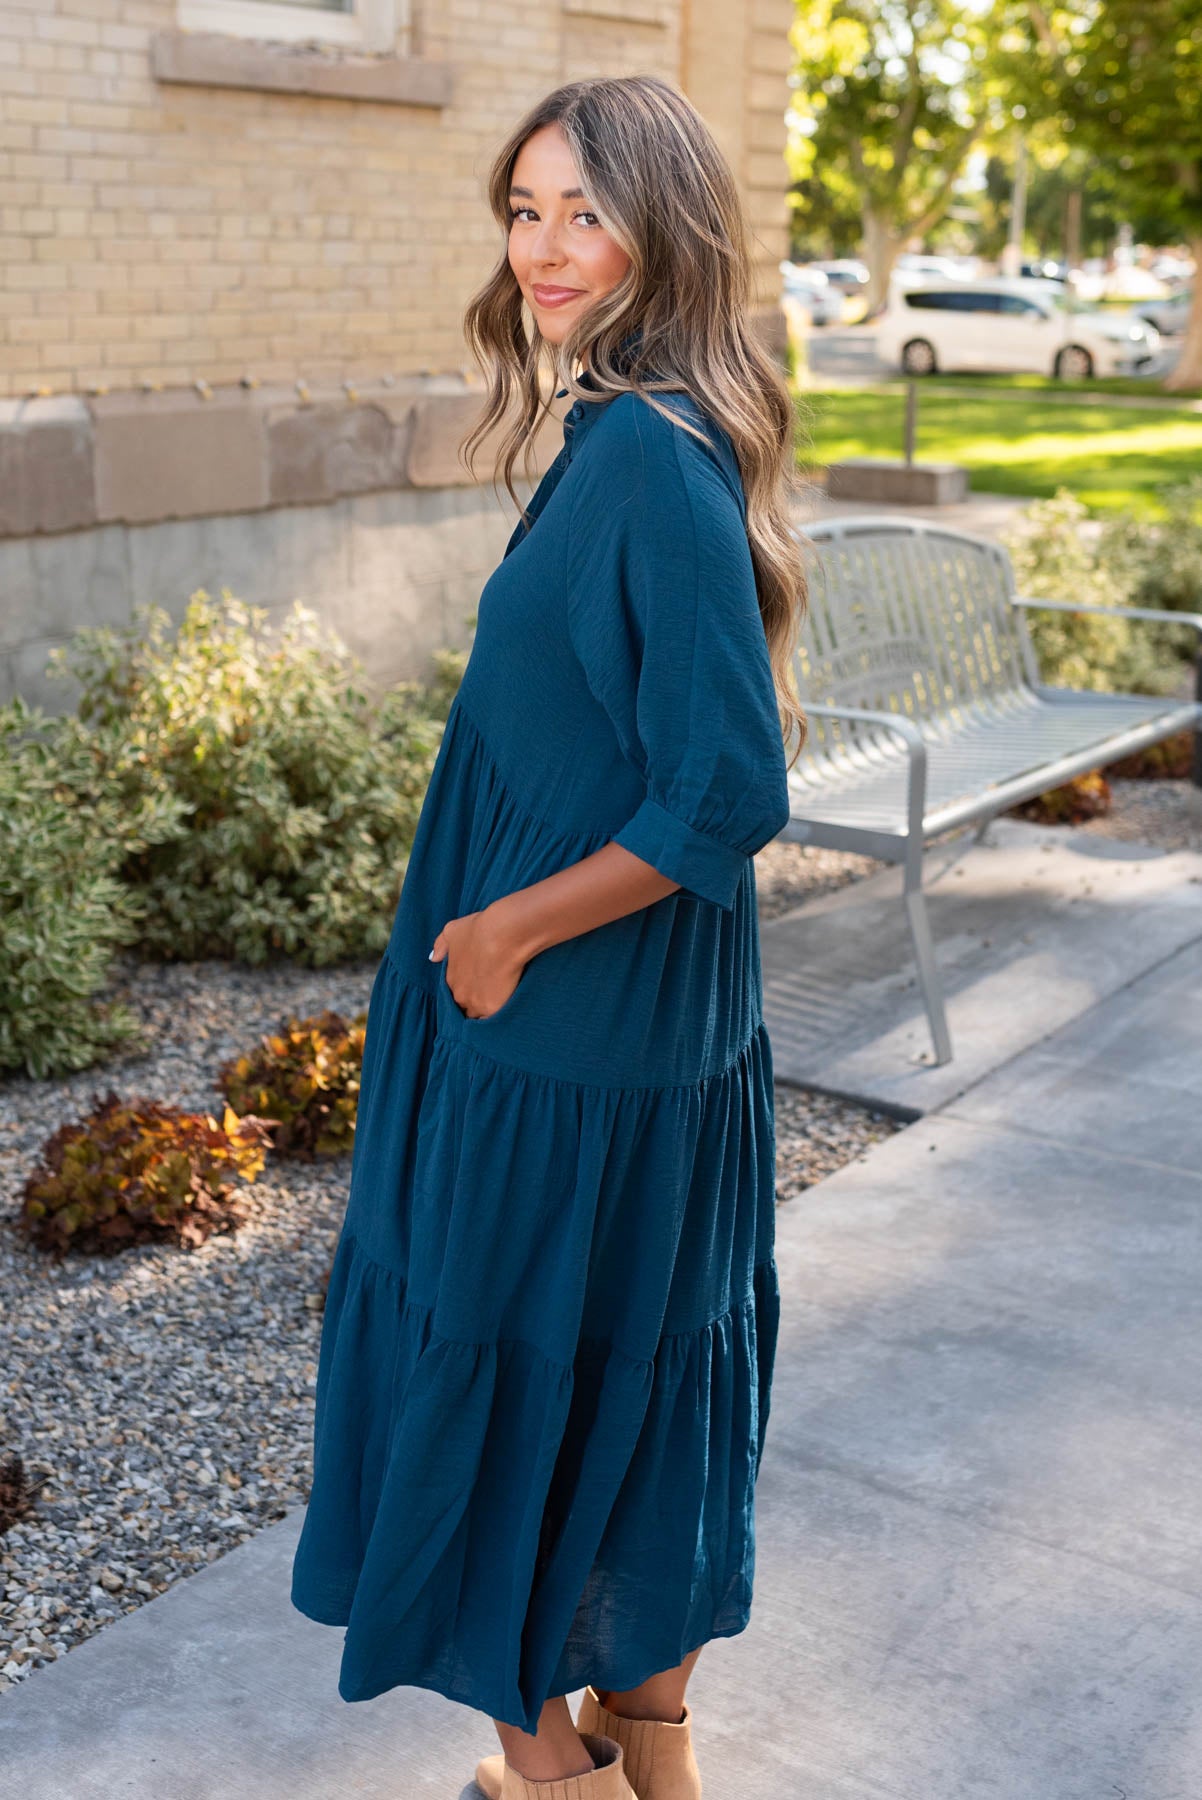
[474,1729,636,1800]
[574,1686,702,1800]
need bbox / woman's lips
[532,284,585,308]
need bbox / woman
[290,72,807,1800]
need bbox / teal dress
[290,360,792,1733]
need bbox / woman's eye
[507,206,601,227]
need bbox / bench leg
[904,856,953,1065]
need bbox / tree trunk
[1064,188,1082,272]
[862,208,904,313]
[1163,238,1202,391]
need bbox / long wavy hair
[461,73,808,768]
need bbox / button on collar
[559,370,612,461]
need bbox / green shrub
[18,1091,273,1256]
[2,593,459,1081]
[0,698,184,1080]
[45,591,457,967]
[1005,489,1197,697]
[1100,476,1202,618]
[218,1008,367,1159]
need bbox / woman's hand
[429,907,529,1019]
[430,843,681,1020]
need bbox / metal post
[1000,129,1027,278]
[1194,648,1202,788]
[904,381,917,466]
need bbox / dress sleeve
[565,397,792,912]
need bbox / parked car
[1149,254,1194,285]
[807,258,870,295]
[1099,264,1173,302]
[779,261,845,326]
[875,279,1161,378]
[1020,258,1068,282]
[896,253,980,283]
[1136,287,1193,336]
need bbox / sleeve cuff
[612,796,749,911]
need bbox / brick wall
[0,0,795,703]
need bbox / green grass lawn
[930,371,1202,400]
[797,382,1202,516]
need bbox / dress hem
[289,1222,776,1730]
[289,1575,753,1723]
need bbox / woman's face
[507,122,632,354]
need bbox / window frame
[903,290,957,311]
[903,289,1014,314]
[177,0,404,53]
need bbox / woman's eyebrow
[509,185,586,199]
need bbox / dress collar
[554,326,645,459]
[554,366,609,459]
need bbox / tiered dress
[289,366,793,1734]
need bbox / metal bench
[778,514,1202,1066]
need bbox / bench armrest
[801,701,928,841]
[1013,594,1202,641]
[1013,595,1202,790]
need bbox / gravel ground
[755,838,885,921]
[1077,775,1202,854]
[774,1085,900,1196]
[0,956,379,1695]
[0,941,897,1696]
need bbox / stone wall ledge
[0,380,564,538]
[150,30,455,108]
[562,0,669,23]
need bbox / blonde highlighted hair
[461,73,808,767]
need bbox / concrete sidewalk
[3,840,1201,1796]
[762,816,1202,1113]
[753,947,1202,1797]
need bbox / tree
[788,0,999,306]
[787,156,863,261]
[994,0,1202,387]
[973,143,1146,263]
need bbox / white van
[876,278,1160,378]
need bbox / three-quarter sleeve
[565,394,791,912]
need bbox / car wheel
[901,338,937,375]
[1054,344,1093,381]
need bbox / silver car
[1137,288,1193,337]
[780,261,845,327]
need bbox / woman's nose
[530,219,566,264]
